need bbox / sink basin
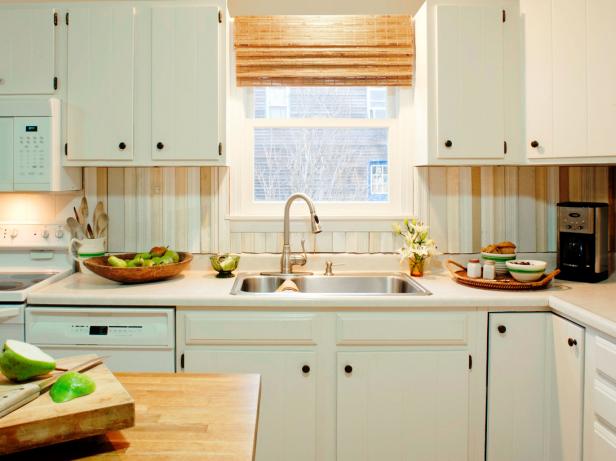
[230,273,431,296]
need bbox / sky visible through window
[253,87,390,202]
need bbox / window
[230,86,410,218]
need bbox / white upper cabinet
[151,6,220,161]
[0,8,56,95]
[414,0,522,166]
[66,6,135,161]
[0,118,13,191]
[523,0,616,161]
[435,5,504,160]
[586,0,616,157]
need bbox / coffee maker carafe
[557,202,609,283]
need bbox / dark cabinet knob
[497,325,507,334]
[530,140,539,148]
[344,365,353,374]
[568,338,578,347]
[118,142,126,150]
[302,365,310,374]
[156,142,164,150]
[444,140,453,148]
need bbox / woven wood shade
[234,15,414,87]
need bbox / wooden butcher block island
[2,372,261,461]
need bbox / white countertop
[26,253,616,338]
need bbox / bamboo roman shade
[233,15,414,87]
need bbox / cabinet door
[337,350,470,461]
[521,0,553,157]
[184,349,316,461]
[0,118,13,191]
[487,313,549,460]
[587,0,616,157]
[435,5,504,159]
[548,315,584,461]
[151,6,219,161]
[66,6,134,161]
[487,313,584,461]
[0,8,55,95]
[552,0,587,157]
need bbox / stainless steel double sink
[230,272,431,296]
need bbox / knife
[0,356,106,418]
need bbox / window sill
[227,215,406,233]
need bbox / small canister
[483,260,496,280]
[467,259,482,278]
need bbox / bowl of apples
[83,246,193,284]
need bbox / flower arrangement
[392,217,437,277]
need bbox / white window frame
[228,84,413,221]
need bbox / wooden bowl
[83,252,193,284]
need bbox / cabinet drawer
[336,312,470,346]
[595,336,616,382]
[183,312,317,345]
[594,381,616,429]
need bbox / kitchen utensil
[92,201,105,236]
[66,217,84,239]
[79,197,89,234]
[0,355,105,418]
[447,260,559,290]
[0,355,135,455]
[84,252,193,284]
[86,223,95,239]
[96,213,109,238]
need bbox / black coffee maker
[557,202,609,283]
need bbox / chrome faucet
[279,193,322,275]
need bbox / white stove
[0,224,72,342]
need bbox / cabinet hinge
[502,10,506,22]
[54,12,58,26]
[218,142,223,156]
[53,77,58,90]
[504,141,508,154]
[468,354,473,370]
[218,9,222,23]
[180,353,185,369]
[64,143,68,156]
[65,12,69,26]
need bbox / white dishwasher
[25,307,175,372]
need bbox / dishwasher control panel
[25,307,175,347]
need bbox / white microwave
[0,98,81,191]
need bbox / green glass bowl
[210,254,240,278]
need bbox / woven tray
[447,259,560,290]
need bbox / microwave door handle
[0,308,20,322]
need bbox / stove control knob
[42,228,50,239]
[10,228,18,239]
[55,227,65,239]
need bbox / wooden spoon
[66,217,84,239]
[93,201,105,236]
[79,197,89,234]
[96,213,109,238]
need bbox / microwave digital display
[25,125,38,132]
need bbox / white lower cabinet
[487,312,584,461]
[178,310,486,461]
[183,350,317,461]
[584,330,616,461]
[337,350,471,461]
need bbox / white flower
[392,217,437,263]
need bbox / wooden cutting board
[0,355,135,455]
